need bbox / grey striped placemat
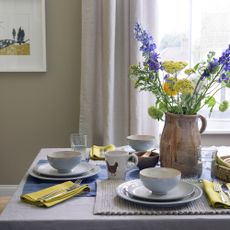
[93,180,230,215]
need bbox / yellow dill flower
[163,77,177,96]
[162,61,188,74]
[174,79,194,94]
[184,68,196,75]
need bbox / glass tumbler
[198,147,217,179]
[70,133,88,161]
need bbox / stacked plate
[29,162,100,181]
[116,179,203,207]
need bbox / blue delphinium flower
[201,58,219,80]
[208,58,219,73]
[133,23,162,72]
[200,69,210,80]
[218,45,230,71]
[201,47,230,82]
[218,73,229,83]
[224,63,230,72]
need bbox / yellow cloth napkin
[20,181,89,208]
[202,180,230,208]
[90,144,115,160]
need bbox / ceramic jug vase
[160,112,207,177]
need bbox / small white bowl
[47,151,81,173]
[127,134,155,151]
[140,167,181,194]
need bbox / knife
[221,183,230,200]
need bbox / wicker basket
[214,155,230,182]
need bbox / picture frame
[0,0,46,72]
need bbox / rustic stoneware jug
[160,112,207,177]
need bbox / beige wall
[0,0,82,184]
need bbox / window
[157,0,230,133]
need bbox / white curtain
[80,0,159,147]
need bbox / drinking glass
[198,147,217,179]
[70,133,89,161]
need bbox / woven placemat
[94,180,230,215]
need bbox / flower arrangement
[130,23,230,120]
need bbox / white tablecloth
[1,148,230,230]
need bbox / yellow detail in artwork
[0,44,30,55]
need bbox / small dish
[134,150,159,170]
[126,179,194,201]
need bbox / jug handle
[198,115,207,133]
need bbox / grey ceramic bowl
[140,167,181,194]
[126,135,155,151]
[47,151,82,173]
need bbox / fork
[221,183,230,200]
[213,181,228,203]
[37,179,82,201]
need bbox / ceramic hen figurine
[106,161,118,175]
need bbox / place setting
[95,162,207,215]
[21,148,101,207]
[29,150,100,181]
[116,168,203,208]
[29,133,101,181]
[20,134,105,207]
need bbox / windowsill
[203,129,230,135]
[159,128,230,135]
[202,118,230,135]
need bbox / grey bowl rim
[140,167,181,179]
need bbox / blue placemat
[22,160,139,197]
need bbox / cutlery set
[37,179,82,201]
[213,181,230,203]
[221,183,230,199]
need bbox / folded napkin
[21,181,89,208]
[90,144,115,160]
[202,180,230,208]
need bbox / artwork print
[0,0,46,72]
[0,16,30,55]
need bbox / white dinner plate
[29,165,100,181]
[33,162,93,177]
[116,180,203,207]
[127,179,195,201]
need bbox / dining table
[1,147,230,230]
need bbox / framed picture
[0,0,46,72]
